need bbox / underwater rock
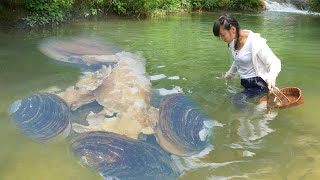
[8,93,71,142]
[70,131,180,180]
[155,94,214,156]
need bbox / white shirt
[226,30,281,83]
[230,31,257,79]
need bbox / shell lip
[8,100,22,115]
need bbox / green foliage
[0,0,27,23]
[230,0,260,10]
[158,0,181,13]
[0,4,3,14]
[308,0,320,12]
[181,0,192,11]
[73,0,111,17]
[23,0,74,27]
[112,0,126,15]
[183,0,260,11]
[2,0,264,27]
[110,0,165,17]
[83,0,262,17]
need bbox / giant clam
[155,93,214,156]
[39,37,122,71]
[39,38,157,139]
[8,93,71,142]
[70,131,180,180]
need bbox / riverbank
[1,0,265,28]
[0,0,319,29]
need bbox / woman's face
[219,25,236,43]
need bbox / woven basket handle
[272,87,292,103]
[267,91,282,107]
[267,87,292,107]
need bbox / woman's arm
[225,61,238,79]
[257,42,281,89]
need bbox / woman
[213,15,281,110]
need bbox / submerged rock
[70,131,180,180]
[8,93,71,142]
[155,94,214,156]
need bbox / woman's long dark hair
[213,15,240,50]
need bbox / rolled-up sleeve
[226,61,238,77]
[257,43,281,81]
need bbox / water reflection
[232,103,278,142]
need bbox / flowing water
[1,11,320,180]
[264,0,320,15]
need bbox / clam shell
[155,94,214,156]
[70,131,180,179]
[8,93,71,142]
[39,37,121,71]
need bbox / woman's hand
[224,74,232,80]
[266,78,276,90]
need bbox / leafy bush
[2,0,264,27]
[230,0,260,10]
[0,4,3,15]
[109,0,261,16]
[111,0,164,17]
[159,0,181,12]
[193,0,260,10]
[308,0,320,12]
[73,0,111,17]
[23,0,74,27]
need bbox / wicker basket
[259,87,304,109]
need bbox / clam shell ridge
[156,93,214,156]
[70,131,180,179]
[8,93,71,142]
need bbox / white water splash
[150,74,180,81]
[157,86,183,96]
[172,145,246,173]
[242,150,256,157]
[150,74,167,81]
[212,120,225,127]
[155,65,165,69]
[168,76,180,80]
[225,140,263,150]
[8,100,22,114]
[264,0,320,15]
[208,167,273,180]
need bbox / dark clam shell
[8,93,71,142]
[70,131,180,180]
[155,94,214,156]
